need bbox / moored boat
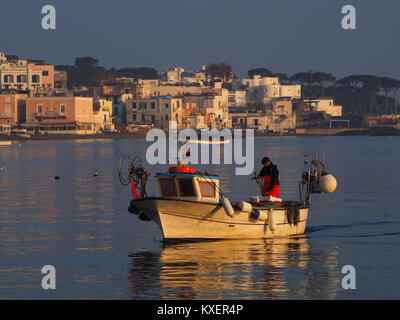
[187,138,230,145]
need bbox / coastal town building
[228,91,246,108]
[230,99,296,133]
[108,93,133,124]
[93,98,114,132]
[160,66,207,85]
[24,96,95,134]
[232,75,301,104]
[0,60,43,92]
[0,53,55,93]
[230,111,269,131]
[30,64,55,90]
[94,98,113,116]
[182,114,207,129]
[293,102,331,128]
[126,96,185,130]
[127,86,232,130]
[303,98,343,117]
[0,94,28,125]
[365,115,400,127]
[137,83,205,99]
[187,92,231,129]
[162,67,184,83]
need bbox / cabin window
[159,178,177,197]
[198,181,216,198]
[177,178,196,197]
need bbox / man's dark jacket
[258,164,280,192]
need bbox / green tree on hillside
[248,68,273,78]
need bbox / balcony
[0,113,13,119]
[33,112,66,120]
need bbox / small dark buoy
[54,176,60,180]
[128,205,140,215]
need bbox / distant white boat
[188,139,230,145]
[12,129,31,138]
[17,134,31,138]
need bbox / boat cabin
[155,172,220,204]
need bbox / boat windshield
[198,181,216,198]
[159,178,177,197]
[177,178,196,197]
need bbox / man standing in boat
[256,157,280,198]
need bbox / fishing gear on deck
[118,155,150,198]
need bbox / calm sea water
[0,136,399,299]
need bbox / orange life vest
[168,166,196,174]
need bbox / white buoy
[220,196,234,217]
[238,201,252,213]
[319,173,337,193]
[252,209,268,221]
[268,209,276,232]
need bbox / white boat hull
[188,139,230,145]
[131,198,309,240]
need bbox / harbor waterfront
[1,136,400,299]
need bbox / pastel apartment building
[24,96,94,134]
[0,94,28,125]
[30,64,55,89]
[0,53,55,92]
[126,96,185,130]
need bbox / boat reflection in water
[128,237,340,299]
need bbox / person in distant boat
[256,157,280,198]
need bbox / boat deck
[233,200,307,210]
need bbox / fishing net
[285,203,301,226]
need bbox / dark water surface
[0,137,399,299]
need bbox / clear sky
[1,0,400,79]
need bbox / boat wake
[307,221,400,238]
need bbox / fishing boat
[119,155,337,240]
